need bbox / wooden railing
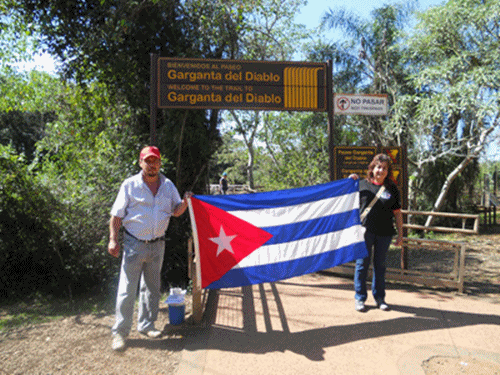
[327,237,467,293]
[402,210,479,234]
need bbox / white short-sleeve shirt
[110,172,182,240]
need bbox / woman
[349,153,403,312]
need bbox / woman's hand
[394,235,403,247]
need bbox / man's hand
[108,239,120,258]
[108,216,122,257]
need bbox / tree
[223,0,308,189]
[0,109,56,163]
[0,69,61,162]
[395,0,500,224]
[319,2,416,146]
[210,132,249,187]
[4,0,257,291]
[32,80,143,295]
[0,144,66,299]
[257,111,331,190]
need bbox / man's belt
[124,229,165,244]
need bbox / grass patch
[0,292,115,332]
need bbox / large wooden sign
[157,58,327,111]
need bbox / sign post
[150,53,159,146]
[326,60,335,181]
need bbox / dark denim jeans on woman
[354,230,393,303]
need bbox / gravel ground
[0,300,188,375]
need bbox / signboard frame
[334,93,388,116]
[157,57,328,112]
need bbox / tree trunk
[425,157,473,227]
[247,143,255,189]
[425,125,496,227]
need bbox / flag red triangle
[190,197,273,288]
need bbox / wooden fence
[401,210,479,234]
[326,237,467,293]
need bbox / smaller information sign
[334,93,388,116]
[333,146,407,209]
[334,147,377,179]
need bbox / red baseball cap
[140,146,161,160]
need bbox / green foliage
[0,69,62,112]
[255,111,331,190]
[0,144,66,299]
[32,81,141,294]
[211,132,248,185]
[0,74,146,301]
[236,0,308,60]
[0,70,62,163]
[0,11,35,66]
[312,2,416,147]
[0,110,56,163]
[397,0,500,214]
[7,0,249,113]
[3,0,255,297]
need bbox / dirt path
[1,230,499,375]
[0,302,187,375]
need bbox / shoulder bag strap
[360,185,386,222]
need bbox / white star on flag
[209,226,238,257]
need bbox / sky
[294,0,445,32]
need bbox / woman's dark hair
[367,153,395,187]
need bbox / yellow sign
[158,58,327,111]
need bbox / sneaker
[139,329,162,338]
[376,299,390,311]
[355,300,366,312]
[112,334,126,351]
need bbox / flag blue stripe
[205,241,367,289]
[196,179,358,211]
[262,209,359,245]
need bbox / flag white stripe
[234,224,363,268]
[228,191,359,227]
[187,198,203,288]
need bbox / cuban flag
[187,178,367,289]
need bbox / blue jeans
[354,230,393,302]
[112,233,165,337]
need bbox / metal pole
[326,60,335,181]
[150,53,159,146]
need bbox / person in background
[349,153,403,312]
[108,146,192,351]
[219,172,229,195]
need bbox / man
[108,146,191,351]
[219,172,228,195]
